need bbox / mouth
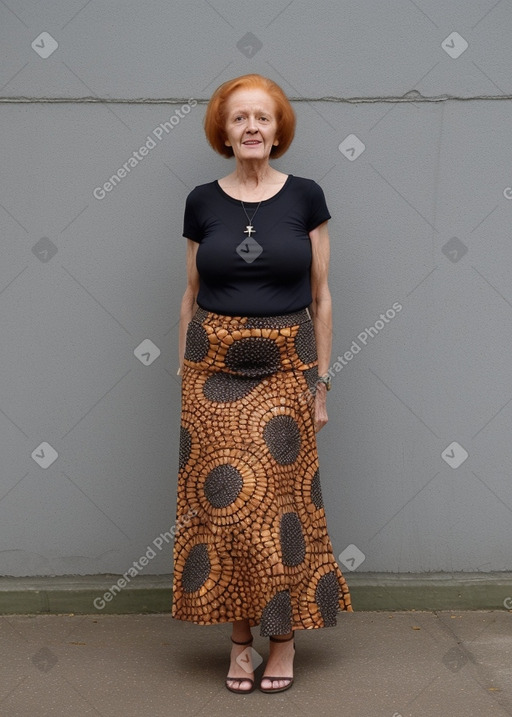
[242,140,261,145]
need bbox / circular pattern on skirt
[173,309,353,631]
[315,571,340,627]
[224,336,281,376]
[294,321,318,364]
[310,469,324,509]
[203,373,261,402]
[236,373,316,461]
[182,543,211,593]
[303,366,319,394]
[184,321,210,362]
[280,512,306,566]
[185,447,276,528]
[179,425,192,471]
[292,460,326,532]
[302,556,351,627]
[263,414,301,465]
[260,590,292,636]
[173,527,235,617]
[203,464,243,508]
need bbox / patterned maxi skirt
[172,306,352,635]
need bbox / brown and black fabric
[172,306,352,635]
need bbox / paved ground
[1,610,511,717]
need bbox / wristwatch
[316,374,332,391]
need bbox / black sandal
[259,632,295,693]
[225,636,256,694]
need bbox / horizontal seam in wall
[0,94,511,104]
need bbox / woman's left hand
[314,383,328,432]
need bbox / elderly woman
[172,73,352,694]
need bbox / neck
[234,160,275,188]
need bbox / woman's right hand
[178,240,200,373]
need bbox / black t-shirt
[182,174,331,316]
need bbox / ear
[273,139,279,146]
[224,139,231,147]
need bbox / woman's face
[223,88,279,162]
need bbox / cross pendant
[244,225,255,238]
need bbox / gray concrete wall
[1,0,511,577]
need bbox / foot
[260,632,295,692]
[226,636,254,693]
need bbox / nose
[246,115,258,132]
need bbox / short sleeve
[306,181,331,232]
[182,188,203,243]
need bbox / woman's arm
[178,239,200,373]
[309,220,332,432]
